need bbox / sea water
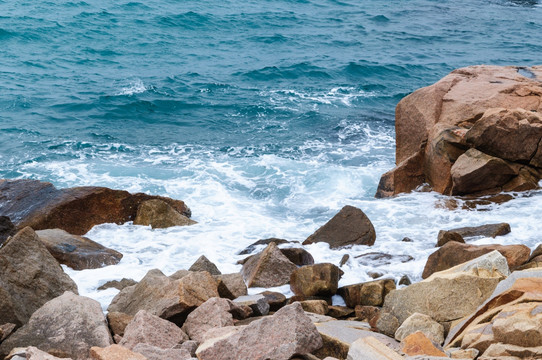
[1,0,542,308]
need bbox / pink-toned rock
[119,310,188,350]
[132,343,192,360]
[241,242,297,288]
[6,346,73,360]
[90,345,146,360]
[196,303,323,360]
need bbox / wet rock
[394,313,444,345]
[90,345,146,360]
[375,147,426,199]
[232,294,269,316]
[0,292,112,359]
[290,263,343,297]
[436,230,465,247]
[401,331,447,357]
[399,275,412,286]
[36,229,122,270]
[260,291,287,312]
[337,279,396,308]
[241,242,297,288]
[339,254,350,267]
[302,205,376,249]
[0,179,191,235]
[188,255,221,275]
[106,312,133,338]
[237,238,291,255]
[355,252,414,266]
[422,241,530,278]
[196,303,322,360]
[132,343,192,360]
[119,310,188,350]
[0,216,16,246]
[298,300,329,315]
[346,336,403,360]
[447,222,511,239]
[133,199,196,228]
[280,247,315,266]
[214,273,247,300]
[98,278,137,291]
[0,227,78,327]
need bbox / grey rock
[188,255,221,275]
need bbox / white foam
[117,79,148,96]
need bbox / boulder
[134,199,196,229]
[347,336,403,360]
[196,303,323,360]
[492,302,542,347]
[303,206,376,248]
[376,65,542,197]
[355,305,380,325]
[232,294,269,316]
[479,342,542,359]
[401,331,447,357]
[0,179,191,235]
[214,273,247,300]
[436,231,464,247]
[119,310,188,350]
[188,255,221,275]
[132,343,192,360]
[108,269,219,324]
[241,242,297,288]
[0,292,112,359]
[355,252,414,266]
[6,347,72,360]
[0,216,16,245]
[181,297,248,343]
[237,238,290,255]
[36,229,122,270]
[422,242,530,278]
[447,223,511,239]
[0,323,15,342]
[298,300,329,315]
[98,278,137,291]
[106,312,133,338]
[337,279,396,308]
[327,306,354,319]
[260,291,287,312]
[90,345,146,360]
[377,251,508,336]
[0,227,78,327]
[280,247,315,266]
[395,313,444,345]
[290,263,342,297]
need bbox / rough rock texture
[479,342,542,359]
[132,343,192,360]
[6,347,72,360]
[327,306,354,319]
[302,206,376,249]
[0,292,112,359]
[376,65,542,197]
[436,231,464,247]
[337,279,396,308]
[0,179,191,235]
[90,345,146,360]
[422,241,530,278]
[0,323,15,342]
[298,300,329,315]
[241,242,298,288]
[195,303,323,360]
[401,331,447,357]
[134,199,196,228]
[181,297,247,343]
[395,313,444,345]
[107,269,218,324]
[376,251,508,336]
[0,216,16,245]
[106,312,133,337]
[98,278,137,291]
[119,310,188,350]
[280,247,315,266]
[232,294,269,316]
[261,291,287,312]
[214,273,247,300]
[36,229,122,270]
[290,263,342,297]
[347,336,403,360]
[188,255,221,275]
[0,227,78,327]
[447,223,511,239]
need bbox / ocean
[1,0,542,308]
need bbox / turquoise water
[1,0,542,304]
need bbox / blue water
[1,0,542,302]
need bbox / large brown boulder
[0,227,78,327]
[133,199,196,229]
[302,206,376,249]
[36,229,122,270]
[241,242,298,288]
[290,263,343,298]
[376,65,542,197]
[422,241,530,279]
[195,302,323,360]
[0,292,112,359]
[0,179,191,235]
[337,279,395,308]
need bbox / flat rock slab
[446,223,511,239]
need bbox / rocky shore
[1,65,542,360]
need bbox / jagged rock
[280,247,315,266]
[422,241,530,278]
[177,340,198,357]
[0,216,16,246]
[98,278,137,291]
[290,263,342,297]
[377,251,508,337]
[479,342,542,359]
[399,275,412,286]
[132,343,192,360]
[337,279,395,308]
[188,255,221,275]
[260,291,287,312]
[339,254,350,267]
[327,306,354,319]
[401,331,447,357]
[448,347,479,359]
[0,227,78,327]
[214,273,247,300]
[355,305,380,325]
[447,223,511,239]
[106,312,133,338]
[90,345,146,360]
[241,242,297,288]
[302,206,376,249]
[119,310,187,350]
[108,269,218,324]
[347,336,403,360]
[436,230,464,247]
[0,323,15,342]
[133,199,196,228]
[232,294,269,316]
[0,292,112,359]
[376,65,542,197]
[395,313,444,345]
[0,179,191,235]
[6,347,72,360]
[298,300,329,315]
[36,229,122,270]
[182,297,248,343]
[196,303,323,360]
[237,238,291,255]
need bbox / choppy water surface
[1,0,541,307]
